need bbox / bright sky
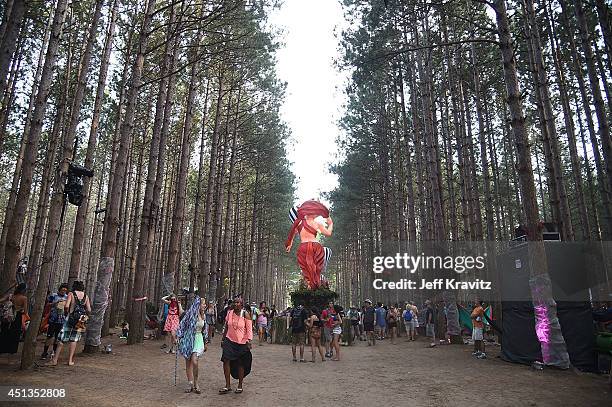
[269,0,345,206]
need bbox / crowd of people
[10,276,612,397]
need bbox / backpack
[218,306,228,325]
[67,291,87,328]
[0,298,14,324]
[291,308,304,330]
[403,309,413,322]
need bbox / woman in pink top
[219,296,252,394]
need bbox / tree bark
[0,0,25,102]
[0,0,68,298]
[84,0,157,353]
[492,0,569,368]
[129,2,178,345]
[544,1,590,239]
[565,0,612,237]
[523,0,573,240]
[20,0,103,369]
[165,17,204,298]
[198,68,224,295]
[68,0,117,284]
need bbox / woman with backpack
[49,280,90,366]
[0,283,28,354]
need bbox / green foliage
[290,286,338,310]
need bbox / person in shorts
[330,305,343,361]
[41,283,69,359]
[321,301,336,357]
[471,300,486,359]
[402,304,415,341]
[374,302,387,339]
[362,299,376,345]
[425,300,436,347]
[49,281,91,366]
[290,304,308,362]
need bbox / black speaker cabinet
[497,243,596,371]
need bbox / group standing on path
[0,277,493,401]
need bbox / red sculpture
[285,200,334,289]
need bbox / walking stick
[174,338,179,386]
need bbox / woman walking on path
[306,307,325,362]
[387,305,399,344]
[330,305,343,361]
[219,297,252,394]
[256,301,268,346]
[162,294,183,353]
[204,300,216,344]
[177,297,208,394]
[41,283,69,359]
[49,281,90,366]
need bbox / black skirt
[221,338,252,379]
[0,311,22,354]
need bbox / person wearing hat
[361,299,376,346]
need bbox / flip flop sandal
[235,388,243,394]
[193,387,201,394]
[219,387,232,394]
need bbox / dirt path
[0,330,609,407]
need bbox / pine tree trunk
[0,0,25,102]
[198,69,224,295]
[84,0,157,353]
[20,0,103,368]
[188,82,210,294]
[69,0,117,284]
[208,91,233,301]
[165,34,201,297]
[524,0,574,240]
[0,28,23,156]
[26,82,67,295]
[397,65,417,243]
[559,1,612,239]
[471,43,495,240]
[567,0,612,237]
[544,1,590,239]
[129,3,179,345]
[26,34,74,293]
[492,0,569,368]
[217,86,240,303]
[0,0,68,297]
[595,0,612,76]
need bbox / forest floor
[0,329,610,407]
